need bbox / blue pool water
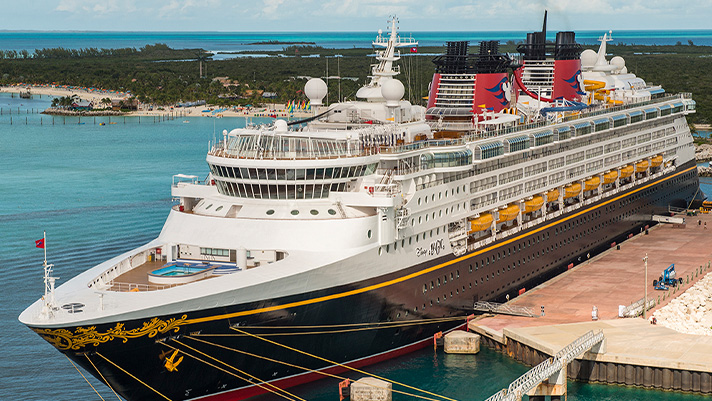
[152,263,211,276]
[2,92,711,400]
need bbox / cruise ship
[20,17,700,401]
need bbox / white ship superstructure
[20,17,700,401]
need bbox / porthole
[206,204,213,210]
[310,209,319,215]
[367,230,372,239]
[216,205,223,211]
[431,194,435,201]
[266,209,275,215]
[378,247,382,255]
[328,209,337,215]
[419,216,423,224]
[418,198,422,205]
[291,210,299,215]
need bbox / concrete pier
[443,330,480,354]
[471,212,712,394]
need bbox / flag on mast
[35,238,45,248]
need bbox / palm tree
[195,51,212,79]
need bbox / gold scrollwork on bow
[32,315,189,351]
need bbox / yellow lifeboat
[546,188,560,202]
[650,155,663,168]
[603,170,619,184]
[636,160,649,172]
[497,204,520,224]
[584,176,601,191]
[469,213,493,232]
[523,196,544,213]
[620,165,634,178]
[564,183,582,199]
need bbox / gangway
[484,330,605,401]
[473,301,538,318]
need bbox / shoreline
[1,85,312,119]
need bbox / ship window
[216,206,223,211]
[310,209,319,215]
[328,209,337,215]
[266,209,275,215]
[291,210,299,215]
[206,204,213,210]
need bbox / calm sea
[1,30,712,53]
[1,92,710,400]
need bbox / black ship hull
[31,162,700,401]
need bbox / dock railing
[484,330,605,401]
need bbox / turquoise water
[1,30,712,53]
[2,92,710,400]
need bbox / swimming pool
[148,262,215,284]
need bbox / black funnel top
[432,40,511,74]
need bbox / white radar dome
[610,56,625,72]
[273,119,288,133]
[581,49,597,68]
[381,79,405,107]
[304,78,327,106]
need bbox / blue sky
[1,0,710,31]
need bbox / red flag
[410,47,418,53]
[35,238,45,248]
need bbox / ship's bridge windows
[672,103,684,114]
[208,164,377,182]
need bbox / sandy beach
[1,84,312,119]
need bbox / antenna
[542,10,547,36]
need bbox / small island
[246,40,316,45]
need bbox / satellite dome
[610,56,625,72]
[304,78,327,106]
[381,79,404,107]
[580,49,597,68]
[273,119,288,133]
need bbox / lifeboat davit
[651,155,663,168]
[620,165,634,178]
[584,176,601,191]
[603,170,619,184]
[497,204,520,224]
[546,188,560,202]
[564,183,582,199]
[636,160,649,172]
[523,195,545,213]
[469,213,494,232]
